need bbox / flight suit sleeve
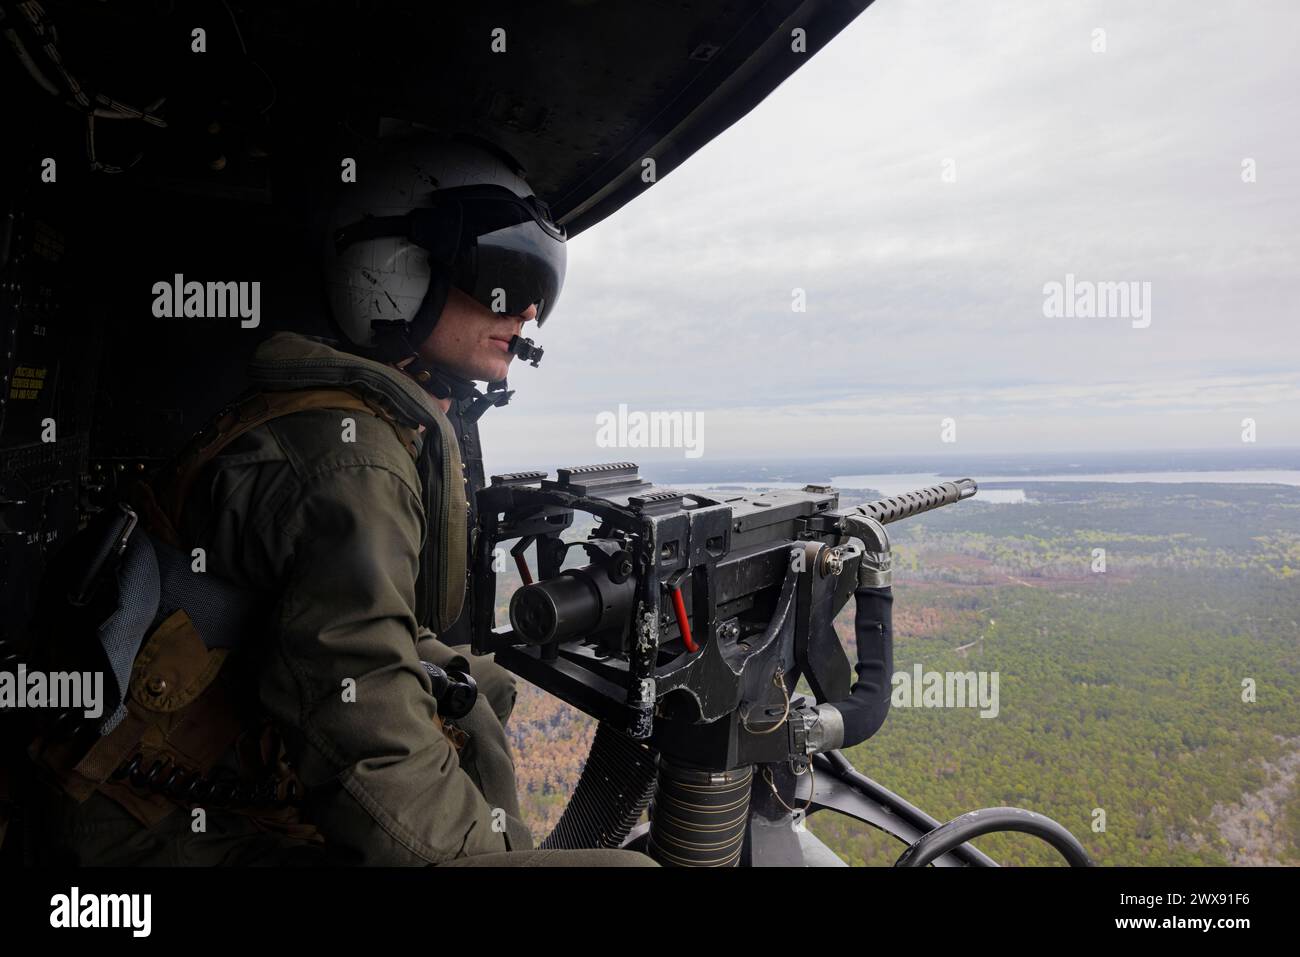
[256,462,511,865]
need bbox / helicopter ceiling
[4,0,875,234]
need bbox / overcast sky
[482,0,1299,474]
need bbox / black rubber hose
[834,586,894,748]
[894,807,1094,867]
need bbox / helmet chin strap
[369,270,516,416]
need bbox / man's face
[417,286,538,383]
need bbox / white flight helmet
[324,128,566,372]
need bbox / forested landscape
[498,481,1300,865]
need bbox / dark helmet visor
[332,183,568,325]
[460,218,566,325]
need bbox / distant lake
[695,469,1300,504]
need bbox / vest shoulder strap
[145,388,421,545]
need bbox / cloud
[498,0,1300,466]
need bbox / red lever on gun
[670,585,697,653]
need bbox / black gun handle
[420,661,478,719]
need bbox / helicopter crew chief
[26,128,655,867]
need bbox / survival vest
[14,383,468,841]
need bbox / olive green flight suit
[25,333,653,867]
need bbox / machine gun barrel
[848,478,977,525]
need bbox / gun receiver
[472,464,982,865]
[472,465,976,750]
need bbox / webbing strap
[153,537,263,650]
[155,388,420,541]
[96,532,161,735]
